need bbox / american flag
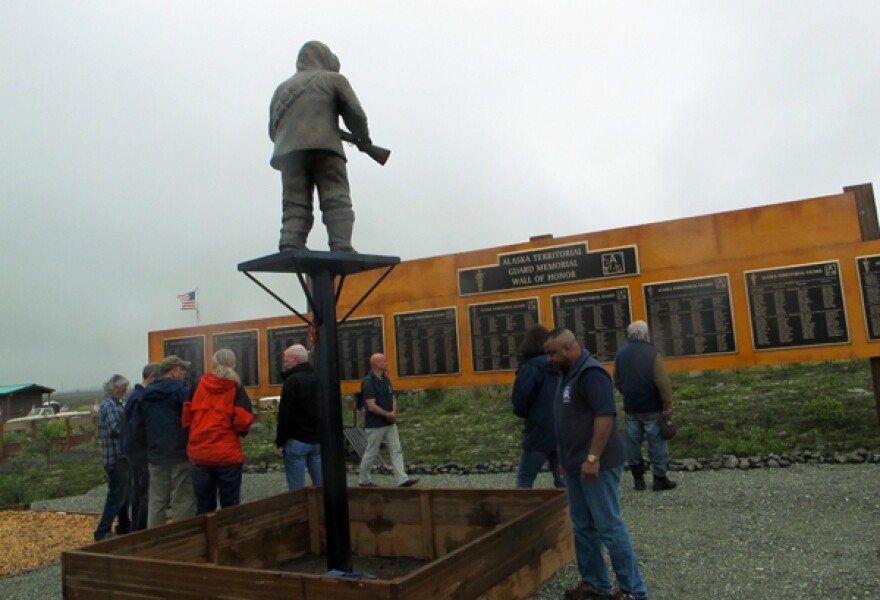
[177,291,197,310]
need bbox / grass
[1,360,878,505]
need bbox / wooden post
[846,182,880,427]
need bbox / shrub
[801,397,845,422]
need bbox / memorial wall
[149,184,880,398]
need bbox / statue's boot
[323,206,357,253]
[279,208,313,252]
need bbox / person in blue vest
[357,353,418,488]
[545,328,648,600]
[510,324,563,488]
[613,320,676,492]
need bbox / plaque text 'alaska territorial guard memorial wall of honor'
[458,243,639,295]
[213,330,260,387]
[552,287,632,363]
[468,298,540,372]
[644,275,737,358]
[394,308,460,377]
[745,261,849,350]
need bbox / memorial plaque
[857,255,880,342]
[552,287,631,363]
[213,330,260,387]
[163,336,206,387]
[469,298,540,372]
[266,325,309,385]
[338,317,385,381]
[458,243,639,296]
[644,275,737,358]
[394,308,460,377]
[745,261,849,350]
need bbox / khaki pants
[147,462,196,528]
[358,424,408,486]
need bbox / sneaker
[358,482,377,487]
[564,581,611,599]
[398,478,419,488]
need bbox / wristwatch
[586,454,599,464]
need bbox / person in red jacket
[183,348,254,514]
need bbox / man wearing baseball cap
[129,355,196,527]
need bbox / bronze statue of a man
[269,41,370,253]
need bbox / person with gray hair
[613,320,676,492]
[125,363,161,531]
[94,374,131,541]
[275,344,322,489]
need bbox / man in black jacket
[275,345,322,489]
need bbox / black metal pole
[312,268,353,572]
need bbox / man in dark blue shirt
[357,353,418,488]
[544,328,648,600]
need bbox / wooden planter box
[62,487,573,599]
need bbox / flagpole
[195,286,201,325]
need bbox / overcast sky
[2,1,879,392]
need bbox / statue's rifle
[340,130,391,166]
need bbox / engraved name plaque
[213,330,260,387]
[552,287,632,363]
[394,308,460,377]
[338,317,385,381]
[469,298,540,372]
[856,255,880,342]
[745,261,849,350]
[644,275,737,358]
[163,336,206,386]
[266,325,309,385]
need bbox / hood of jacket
[141,376,186,402]
[296,40,340,73]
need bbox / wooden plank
[88,517,208,562]
[307,487,322,555]
[400,493,572,599]
[205,513,218,564]
[419,488,435,561]
[62,551,399,600]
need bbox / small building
[0,384,56,424]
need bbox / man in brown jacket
[269,40,371,253]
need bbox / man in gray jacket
[269,40,371,253]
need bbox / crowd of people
[95,321,674,600]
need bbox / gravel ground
[3,463,878,599]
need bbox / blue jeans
[515,449,564,488]
[565,466,647,597]
[95,458,131,540]
[283,439,322,490]
[191,465,243,514]
[625,412,669,476]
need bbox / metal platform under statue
[238,249,400,572]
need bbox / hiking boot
[630,464,646,491]
[564,581,612,599]
[652,475,677,492]
[399,478,419,488]
[358,482,377,488]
